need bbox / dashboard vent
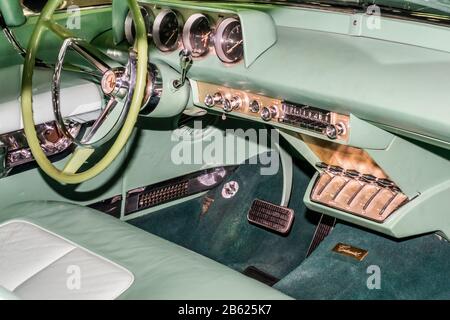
[137,181,189,210]
[125,166,237,216]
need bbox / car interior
[0,0,449,300]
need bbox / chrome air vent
[125,166,237,215]
[137,181,189,210]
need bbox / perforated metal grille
[137,181,189,210]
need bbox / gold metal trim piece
[332,243,368,261]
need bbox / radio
[279,102,348,140]
[197,82,349,141]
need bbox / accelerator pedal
[248,199,294,235]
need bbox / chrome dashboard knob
[261,105,278,121]
[249,100,261,113]
[204,94,214,107]
[325,122,346,140]
[204,92,224,108]
[223,96,241,113]
[213,92,223,105]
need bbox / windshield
[21,0,450,24]
[221,0,450,23]
[21,0,112,14]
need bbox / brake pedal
[247,199,294,234]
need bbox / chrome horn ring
[52,38,138,148]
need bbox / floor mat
[274,223,450,299]
[129,155,319,279]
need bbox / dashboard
[117,1,450,239]
[0,1,448,239]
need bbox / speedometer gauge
[183,14,212,57]
[215,18,244,63]
[153,9,182,52]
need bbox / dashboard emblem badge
[332,243,368,261]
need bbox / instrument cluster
[124,5,244,64]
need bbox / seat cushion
[0,220,134,300]
[0,201,291,300]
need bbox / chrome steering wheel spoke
[82,97,118,144]
[66,39,111,75]
[52,34,138,148]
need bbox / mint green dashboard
[115,0,450,147]
[107,0,450,238]
[0,1,449,240]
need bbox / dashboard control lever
[261,105,278,121]
[173,49,193,89]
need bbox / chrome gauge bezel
[124,6,154,45]
[153,9,183,52]
[182,13,213,58]
[215,17,244,64]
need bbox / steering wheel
[21,0,148,184]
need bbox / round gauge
[183,14,212,57]
[215,18,244,63]
[124,7,154,45]
[153,9,182,52]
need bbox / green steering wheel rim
[21,0,148,184]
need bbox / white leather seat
[0,201,291,300]
[0,220,133,300]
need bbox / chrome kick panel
[311,162,409,223]
[0,121,80,175]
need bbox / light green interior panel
[368,137,450,196]
[0,0,447,241]
[130,0,449,239]
[0,0,25,27]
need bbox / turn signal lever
[173,49,193,89]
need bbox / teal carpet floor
[275,223,450,299]
[129,152,450,299]
[129,156,319,279]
